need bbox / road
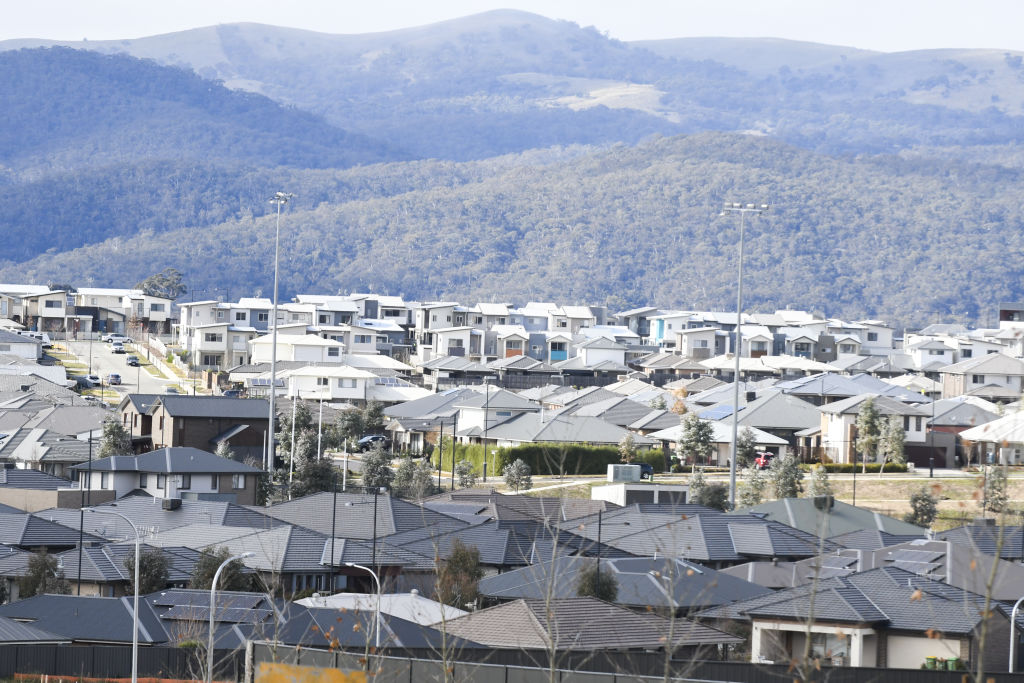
[64,339,178,397]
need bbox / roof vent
[813,495,835,511]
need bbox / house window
[179,474,191,490]
[384,309,401,317]
[232,474,246,489]
[961,349,973,358]
[355,335,371,344]
[44,300,62,308]
[431,315,437,322]
[291,313,301,322]
[151,303,165,312]
[753,341,771,352]
[550,342,566,352]
[257,312,268,322]
[496,411,512,417]
[497,318,506,325]
[140,473,148,488]
[235,312,246,321]
[217,310,225,320]
[473,316,483,324]
[101,472,109,489]
[327,347,340,357]
[558,320,567,328]
[694,340,708,348]
[317,377,329,386]
[839,344,855,354]
[867,332,878,342]
[972,374,985,384]
[506,340,522,350]
[157,474,166,489]
[446,315,451,322]
[202,354,219,366]
[0,344,8,352]
[903,416,910,431]
[158,416,164,430]
[211,475,219,490]
[337,378,356,388]
[915,416,922,431]
[204,333,223,342]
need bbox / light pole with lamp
[1010,594,1024,672]
[266,191,294,473]
[86,506,140,683]
[719,202,769,509]
[344,562,382,649]
[207,551,255,683]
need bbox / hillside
[4,12,1024,162]
[0,47,403,174]
[2,133,1020,328]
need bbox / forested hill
[5,12,1024,163]
[0,47,403,174]
[2,133,1020,329]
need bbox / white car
[102,333,132,343]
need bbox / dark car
[222,389,243,398]
[126,355,140,367]
[357,434,389,452]
[639,463,654,480]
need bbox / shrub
[804,462,907,474]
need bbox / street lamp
[719,202,769,509]
[1010,594,1024,672]
[86,506,140,683]
[345,562,382,648]
[266,191,294,472]
[207,551,255,683]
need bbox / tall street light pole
[719,202,769,509]
[266,192,294,473]
[345,562,381,649]
[207,551,254,683]
[86,506,140,683]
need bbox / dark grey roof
[0,615,68,644]
[731,497,927,537]
[260,491,466,539]
[705,566,998,636]
[444,597,742,650]
[0,468,73,490]
[938,523,1024,560]
[120,393,160,413]
[383,387,478,419]
[71,447,264,474]
[479,556,771,610]
[0,594,168,644]
[0,513,105,547]
[152,396,270,419]
[430,491,616,523]
[829,528,927,551]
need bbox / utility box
[607,464,642,482]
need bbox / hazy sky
[3,0,1023,53]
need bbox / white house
[249,333,345,364]
[818,394,930,464]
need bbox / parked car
[20,331,52,348]
[357,435,389,452]
[754,452,775,470]
[111,341,126,354]
[126,355,140,366]
[106,373,122,386]
[85,374,101,387]
[163,385,181,394]
[101,333,132,343]
[639,463,654,480]
[222,389,243,398]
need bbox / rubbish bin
[946,657,959,670]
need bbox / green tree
[189,546,251,591]
[19,550,71,598]
[878,415,906,475]
[502,458,532,493]
[854,397,882,473]
[135,267,187,300]
[124,547,170,595]
[807,464,833,498]
[244,455,273,506]
[737,466,767,508]
[982,465,1008,514]
[618,432,637,464]
[693,482,729,511]
[576,560,618,602]
[649,395,667,410]
[214,440,234,459]
[688,467,707,502]
[277,402,313,461]
[291,459,337,498]
[454,459,477,488]
[904,486,938,527]
[98,419,133,459]
[735,427,759,469]
[768,454,804,499]
[361,443,394,490]
[435,539,484,609]
[393,456,435,499]
[676,413,714,467]
[362,401,386,435]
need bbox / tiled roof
[0,513,105,547]
[0,615,68,643]
[152,396,270,419]
[0,468,73,490]
[443,597,741,650]
[71,447,264,474]
[0,594,168,644]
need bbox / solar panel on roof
[151,591,263,609]
[886,549,944,563]
[697,405,736,420]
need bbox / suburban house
[0,330,41,360]
[939,353,1024,402]
[134,395,270,460]
[72,447,263,504]
[818,394,930,464]
[249,333,345,364]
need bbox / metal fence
[0,645,244,681]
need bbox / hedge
[432,439,657,477]
[804,462,908,473]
